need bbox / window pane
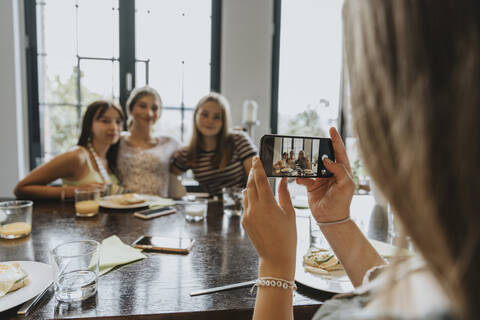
[38,0,77,105]
[42,104,84,158]
[80,59,119,104]
[183,109,194,143]
[135,0,211,108]
[77,0,119,58]
[36,0,120,158]
[283,137,292,152]
[277,0,344,137]
[135,60,148,87]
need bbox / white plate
[0,261,53,312]
[295,257,354,294]
[99,194,173,209]
[295,240,413,294]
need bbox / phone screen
[132,236,194,252]
[260,134,335,178]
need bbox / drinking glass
[309,216,328,249]
[179,199,208,222]
[50,240,100,302]
[387,203,396,241]
[0,200,33,239]
[222,187,243,217]
[74,189,100,217]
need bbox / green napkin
[98,235,146,276]
[148,197,175,209]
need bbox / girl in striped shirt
[171,93,257,195]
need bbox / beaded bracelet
[250,277,297,293]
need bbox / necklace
[87,142,112,185]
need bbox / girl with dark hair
[171,93,257,196]
[117,86,182,197]
[274,152,289,170]
[14,100,124,199]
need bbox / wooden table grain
[1,197,385,320]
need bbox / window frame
[270,0,346,139]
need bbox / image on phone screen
[260,134,335,178]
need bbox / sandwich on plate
[0,263,30,298]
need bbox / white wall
[0,0,29,197]
[221,0,273,146]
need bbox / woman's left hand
[242,156,297,280]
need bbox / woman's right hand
[297,127,355,223]
[242,157,297,280]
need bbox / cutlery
[18,259,72,316]
[17,282,53,316]
[190,280,256,296]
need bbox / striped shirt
[172,131,257,195]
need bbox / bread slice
[0,263,30,296]
[114,193,146,205]
[8,273,30,293]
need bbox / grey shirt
[311,261,454,320]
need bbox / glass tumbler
[50,240,100,302]
[222,187,244,217]
[0,200,33,239]
[181,199,208,222]
[74,188,100,217]
[309,216,327,249]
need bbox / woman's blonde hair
[125,86,163,128]
[187,92,233,171]
[343,1,480,318]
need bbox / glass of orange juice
[0,200,33,239]
[74,189,100,217]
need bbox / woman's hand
[297,127,355,223]
[242,156,297,280]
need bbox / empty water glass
[50,240,100,303]
[309,216,328,249]
[179,199,208,222]
[222,187,243,217]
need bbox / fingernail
[324,158,333,163]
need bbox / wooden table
[0,196,386,320]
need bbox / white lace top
[117,134,181,197]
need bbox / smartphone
[133,206,176,220]
[131,236,195,254]
[260,134,335,178]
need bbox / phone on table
[131,236,195,254]
[260,134,335,178]
[133,206,176,220]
